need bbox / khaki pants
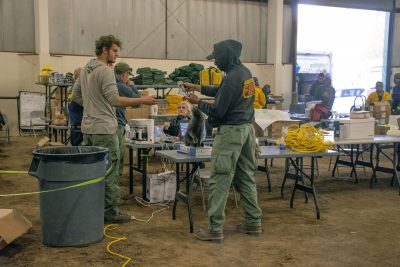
[117,127,126,178]
[82,133,120,216]
[208,124,262,233]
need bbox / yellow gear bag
[200,67,223,86]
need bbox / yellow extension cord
[278,123,334,153]
[104,224,132,267]
[103,198,170,266]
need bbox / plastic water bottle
[279,136,285,151]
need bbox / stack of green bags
[134,67,168,85]
[168,63,204,84]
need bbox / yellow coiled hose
[278,123,334,153]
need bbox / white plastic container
[337,118,374,140]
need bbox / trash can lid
[32,146,108,163]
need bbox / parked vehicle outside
[331,88,367,114]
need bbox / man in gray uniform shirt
[72,35,157,223]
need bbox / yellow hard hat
[42,65,54,71]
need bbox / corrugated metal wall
[48,0,267,62]
[0,0,35,52]
[48,0,166,58]
[166,0,268,62]
[282,4,293,64]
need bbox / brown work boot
[195,229,224,244]
[104,212,132,224]
[235,223,263,236]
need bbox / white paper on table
[254,109,291,131]
[386,129,400,136]
[388,115,400,128]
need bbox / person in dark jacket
[163,101,191,137]
[391,73,400,114]
[183,39,262,243]
[309,73,326,100]
[68,67,83,146]
[317,77,335,110]
[114,62,141,178]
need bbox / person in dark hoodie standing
[114,62,140,178]
[183,39,262,243]
[72,35,158,223]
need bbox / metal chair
[0,112,10,147]
[194,168,239,211]
[29,110,49,137]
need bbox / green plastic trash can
[29,146,108,247]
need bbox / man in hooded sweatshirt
[183,39,262,243]
[72,35,158,223]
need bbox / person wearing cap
[253,77,266,109]
[366,81,391,107]
[309,73,326,100]
[69,67,84,146]
[114,62,141,178]
[391,73,400,114]
[72,35,158,224]
[183,39,262,243]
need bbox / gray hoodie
[72,59,119,134]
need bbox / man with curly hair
[72,35,157,223]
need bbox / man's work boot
[195,229,224,244]
[235,223,263,236]
[104,212,132,224]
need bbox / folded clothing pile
[168,63,204,84]
[134,67,168,85]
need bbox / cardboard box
[48,141,65,147]
[266,103,283,110]
[139,90,150,97]
[388,115,400,126]
[37,137,50,147]
[0,209,32,250]
[371,102,391,124]
[374,125,390,135]
[125,106,151,120]
[253,120,300,138]
[146,171,176,203]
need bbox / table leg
[289,157,320,219]
[350,145,359,183]
[129,148,133,194]
[392,143,400,194]
[331,146,340,177]
[289,160,298,209]
[172,163,180,220]
[310,157,320,219]
[369,144,376,188]
[185,163,194,233]
[300,158,308,203]
[54,129,57,142]
[263,159,272,192]
[281,158,290,197]
[141,149,148,200]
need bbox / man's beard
[106,57,114,64]
[106,54,115,64]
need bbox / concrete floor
[0,136,399,266]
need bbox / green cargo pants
[117,127,126,178]
[82,133,120,216]
[208,124,262,233]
